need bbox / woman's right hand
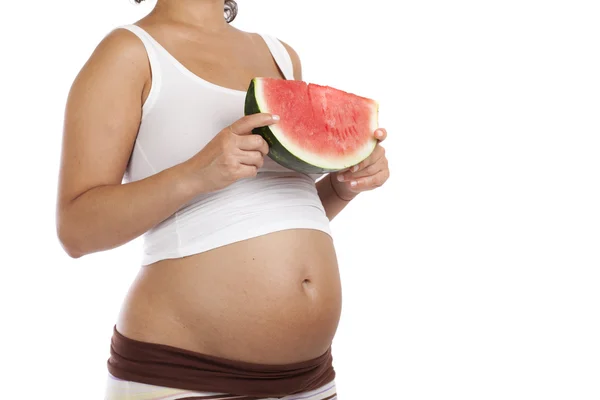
[182,113,279,193]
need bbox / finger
[342,145,385,178]
[374,128,387,142]
[334,166,353,175]
[344,158,387,180]
[237,150,265,168]
[238,134,269,156]
[348,169,389,191]
[230,113,279,135]
[235,164,259,180]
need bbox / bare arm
[55,29,198,258]
[280,40,354,220]
[57,29,274,258]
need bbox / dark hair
[134,0,238,23]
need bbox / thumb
[230,113,279,135]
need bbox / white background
[1,0,599,399]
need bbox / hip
[104,374,337,400]
[105,325,336,399]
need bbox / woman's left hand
[330,128,390,201]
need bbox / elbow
[62,243,85,259]
[57,229,85,259]
[56,217,86,259]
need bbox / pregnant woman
[56,1,389,399]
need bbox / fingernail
[350,181,357,187]
[337,174,345,182]
[352,165,359,172]
[272,115,280,121]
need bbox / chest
[125,27,295,181]
[157,32,284,92]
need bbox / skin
[56,0,389,365]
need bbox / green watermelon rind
[244,78,379,174]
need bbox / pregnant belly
[116,229,343,364]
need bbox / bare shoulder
[58,26,153,207]
[277,39,303,81]
[75,27,150,86]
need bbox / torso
[115,19,343,365]
[117,229,342,364]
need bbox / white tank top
[118,25,331,266]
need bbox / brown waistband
[106,326,335,398]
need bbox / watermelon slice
[244,77,379,174]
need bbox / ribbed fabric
[116,25,331,265]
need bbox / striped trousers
[104,374,337,400]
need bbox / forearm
[317,174,355,220]
[57,163,198,258]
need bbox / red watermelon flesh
[247,77,379,172]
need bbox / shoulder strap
[114,24,163,112]
[117,24,162,76]
[258,34,295,80]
